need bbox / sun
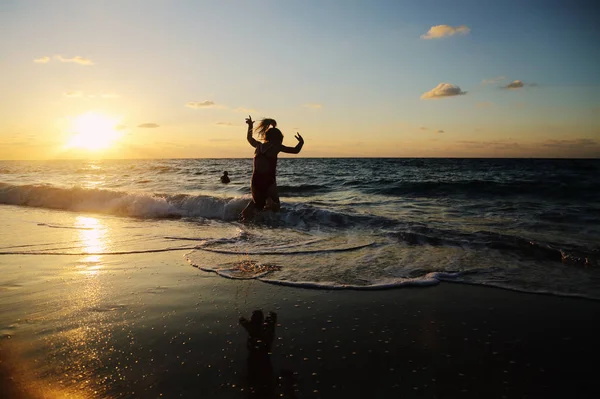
[66,112,122,151]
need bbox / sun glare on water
[66,112,122,151]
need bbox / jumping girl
[241,115,304,220]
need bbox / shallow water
[1,158,599,299]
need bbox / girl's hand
[295,133,304,144]
[245,115,254,127]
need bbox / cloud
[504,80,524,89]
[303,103,322,109]
[63,91,83,98]
[476,101,494,108]
[186,101,216,109]
[542,139,597,148]
[137,123,160,128]
[33,56,50,64]
[56,55,94,65]
[458,140,520,150]
[482,76,506,85]
[215,122,236,127]
[421,83,466,99]
[502,80,537,90]
[421,25,470,39]
[100,93,119,99]
[419,126,428,131]
[437,130,445,133]
[115,125,127,131]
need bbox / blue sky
[1,0,598,158]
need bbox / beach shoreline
[1,251,598,398]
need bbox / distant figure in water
[220,171,230,184]
[242,115,304,220]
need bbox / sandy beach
[1,246,599,399]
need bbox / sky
[1,0,599,159]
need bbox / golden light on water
[66,112,122,152]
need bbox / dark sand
[2,270,599,399]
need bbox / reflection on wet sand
[74,216,106,274]
[240,310,297,399]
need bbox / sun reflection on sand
[74,216,107,275]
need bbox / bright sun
[66,112,122,151]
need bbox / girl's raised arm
[246,115,259,148]
[280,133,304,154]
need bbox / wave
[0,182,247,220]
[361,180,600,200]
[276,184,331,196]
[0,182,401,228]
[387,230,598,267]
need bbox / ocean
[1,158,599,299]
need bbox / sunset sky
[1,0,599,159]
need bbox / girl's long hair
[255,118,277,139]
[255,118,283,143]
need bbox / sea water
[1,158,599,299]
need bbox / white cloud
[186,101,216,109]
[303,103,322,109]
[137,123,160,128]
[421,25,470,39]
[33,56,50,64]
[421,83,466,99]
[55,55,94,65]
[63,91,83,98]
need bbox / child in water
[220,171,230,183]
[242,115,304,220]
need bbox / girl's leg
[241,200,256,221]
[265,184,280,212]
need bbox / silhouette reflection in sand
[239,310,296,398]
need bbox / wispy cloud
[186,101,216,109]
[100,93,119,99]
[542,138,597,148]
[115,125,127,131]
[63,91,83,98]
[458,140,520,150]
[437,130,445,133]
[34,55,94,65]
[56,55,94,65]
[303,103,322,109]
[419,126,428,131]
[421,25,470,39]
[421,83,466,99]
[215,122,236,127]
[476,101,494,108]
[137,123,160,128]
[482,76,506,85]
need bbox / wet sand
[1,250,599,398]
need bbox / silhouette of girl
[242,116,304,220]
